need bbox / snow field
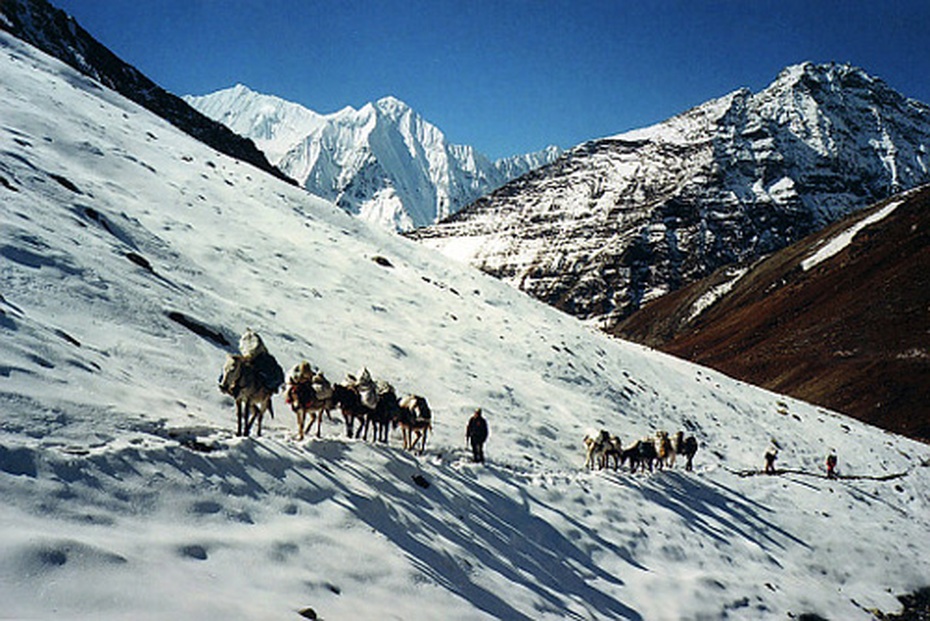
[1,32,929,620]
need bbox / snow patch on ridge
[688,267,750,320]
[801,199,903,271]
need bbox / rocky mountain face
[410,63,930,329]
[0,0,293,186]
[613,184,930,443]
[185,85,562,231]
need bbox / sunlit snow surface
[1,32,929,620]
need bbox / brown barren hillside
[614,184,930,443]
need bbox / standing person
[466,408,489,463]
[764,447,778,475]
[826,452,838,479]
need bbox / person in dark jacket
[466,408,489,463]
[764,447,778,475]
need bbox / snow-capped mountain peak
[374,94,412,118]
[411,61,930,329]
[184,84,328,164]
[185,87,562,231]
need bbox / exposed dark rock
[166,311,231,348]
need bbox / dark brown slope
[614,184,930,443]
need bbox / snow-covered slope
[411,62,930,329]
[0,0,293,186]
[2,32,929,621]
[185,85,561,231]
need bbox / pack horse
[218,329,284,437]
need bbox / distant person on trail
[826,452,838,479]
[764,447,778,474]
[466,408,489,463]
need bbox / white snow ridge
[1,31,929,621]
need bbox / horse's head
[218,354,243,396]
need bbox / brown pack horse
[285,376,334,439]
[331,383,368,439]
[218,354,276,437]
[396,395,432,454]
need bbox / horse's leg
[296,409,306,441]
[257,399,272,437]
[302,407,313,438]
[243,402,254,437]
[250,404,261,437]
[235,400,244,436]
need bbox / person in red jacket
[466,408,489,463]
[826,452,838,479]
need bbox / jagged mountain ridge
[185,84,562,231]
[0,0,294,186]
[410,62,930,329]
[612,183,930,443]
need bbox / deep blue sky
[54,0,930,160]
